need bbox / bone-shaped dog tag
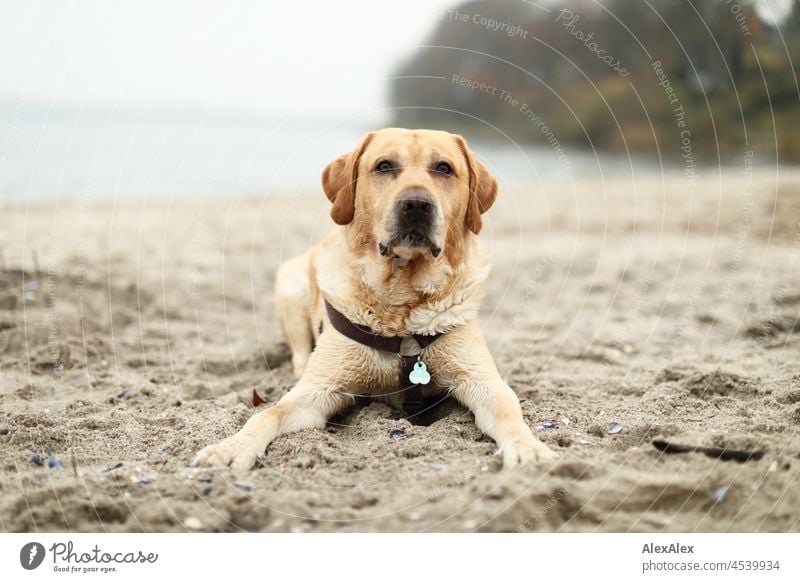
[408,360,431,385]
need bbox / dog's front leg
[192,382,352,471]
[430,322,557,469]
[451,377,557,468]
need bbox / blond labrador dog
[193,128,555,470]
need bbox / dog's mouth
[379,232,442,261]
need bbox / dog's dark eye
[434,162,452,176]
[375,160,394,173]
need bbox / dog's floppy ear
[455,135,497,235]
[321,132,374,225]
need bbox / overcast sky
[0,0,457,121]
[0,0,794,122]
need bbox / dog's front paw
[501,433,558,469]
[192,437,261,471]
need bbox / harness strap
[324,300,443,415]
[400,355,424,414]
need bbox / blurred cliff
[390,0,800,161]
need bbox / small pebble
[0,428,9,436]
[487,488,505,500]
[608,422,623,435]
[102,462,124,473]
[429,463,446,472]
[201,487,212,497]
[197,473,213,483]
[184,517,203,530]
[159,447,168,455]
[389,428,406,439]
[31,453,44,466]
[537,421,557,430]
[138,476,152,486]
[560,417,571,426]
[47,455,65,469]
[234,482,253,493]
[713,485,729,504]
[117,388,131,400]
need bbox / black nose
[397,192,435,216]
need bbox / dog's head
[321,128,497,262]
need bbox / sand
[1,168,799,533]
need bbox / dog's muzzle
[385,191,440,257]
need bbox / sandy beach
[1,168,799,532]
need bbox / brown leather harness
[324,300,444,416]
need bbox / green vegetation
[390,0,800,161]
